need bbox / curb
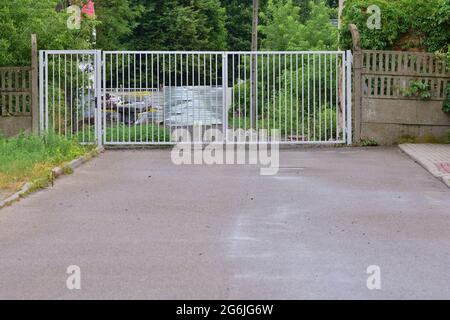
[442,175,450,188]
[399,144,450,189]
[0,146,104,210]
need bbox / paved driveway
[1,148,450,299]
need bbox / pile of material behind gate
[104,87,224,127]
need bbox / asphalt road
[1,148,450,299]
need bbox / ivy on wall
[339,0,450,52]
[339,0,450,113]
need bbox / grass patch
[76,124,171,143]
[0,133,92,193]
[105,124,171,143]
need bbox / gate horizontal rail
[39,50,352,146]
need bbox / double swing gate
[39,50,352,145]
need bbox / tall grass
[0,133,91,191]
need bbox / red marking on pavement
[435,162,450,174]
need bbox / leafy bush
[230,105,338,142]
[401,80,432,100]
[230,54,340,123]
[339,0,450,52]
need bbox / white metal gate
[39,50,352,145]
[39,50,102,144]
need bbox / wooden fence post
[349,24,362,142]
[31,34,39,135]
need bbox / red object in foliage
[81,0,95,18]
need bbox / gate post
[38,50,44,135]
[346,50,353,145]
[222,53,228,141]
[31,34,39,135]
[95,50,103,146]
[349,24,362,143]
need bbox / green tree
[293,0,337,22]
[293,0,312,22]
[128,0,227,51]
[221,0,253,50]
[95,0,143,50]
[260,0,337,51]
[0,0,96,66]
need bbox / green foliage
[0,0,340,65]
[440,47,450,113]
[221,0,253,51]
[128,0,227,51]
[401,80,432,100]
[260,0,337,51]
[340,0,450,52]
[0,133,89,191]
[230,105,337,141]
[444,83,450,113]
[230,54,340,124]
[220,0,334,51]
[293,0,313,23]
[361,139,378,146]
[0,0,96,66]
[95,0,143,50]
[76,124,170,143]
[424,0,450,52]
[104,124,171,143]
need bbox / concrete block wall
[349,24,450,145]
[361,99,450,144]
